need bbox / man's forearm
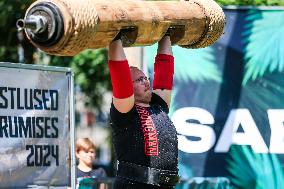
[108,39,134,113]
[108,39,133,99]
[108,39,127,61]
[157,36,172,55]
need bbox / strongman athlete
[108,34,179,189]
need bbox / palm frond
[226,145,284,189]
[146,45,222,83]
[176,177,233,189]
[242,10,284,85]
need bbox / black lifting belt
[116,161,180,186]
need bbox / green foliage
[152,0,284,6]
[146,44,222,83]
[216,0,284,6]
[0,0,34,64]
[176,177,233,189]
[48,49,111,109]
[71,49,111,108]
[0,0,32,43]
[242,10,284,85]
[173,46,222,83]
[0,47,18,63]
[227,145,284,189]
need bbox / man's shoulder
[150,93,169,113]
[110,102,137,128]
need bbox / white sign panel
[0,63,71,188]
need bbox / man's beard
[143,92,152,103]
[136,91,151,104]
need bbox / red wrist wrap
[153,54,174,90]
[108,60,133,98]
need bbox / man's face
[131,68,151,104]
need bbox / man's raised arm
[153,36,174,107]
[108,39,134,113]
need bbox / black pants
[114,177,174,189]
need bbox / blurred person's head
[76,138,96,168]
[130,66,151,104]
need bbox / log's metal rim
[222,5,284,10]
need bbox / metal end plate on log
[21,0,225,56]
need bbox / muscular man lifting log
[108,31,178,189]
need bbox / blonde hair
[76,138,96,153]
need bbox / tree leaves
[48,49,111,109]
[0,0,34,64]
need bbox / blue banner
[146,8,284,189]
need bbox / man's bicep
[153,89,172,108]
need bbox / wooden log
[23,0,225,56]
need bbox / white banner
[0,64,71,187]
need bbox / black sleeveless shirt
[110,93,178,172]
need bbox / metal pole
[69,71,76,189]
